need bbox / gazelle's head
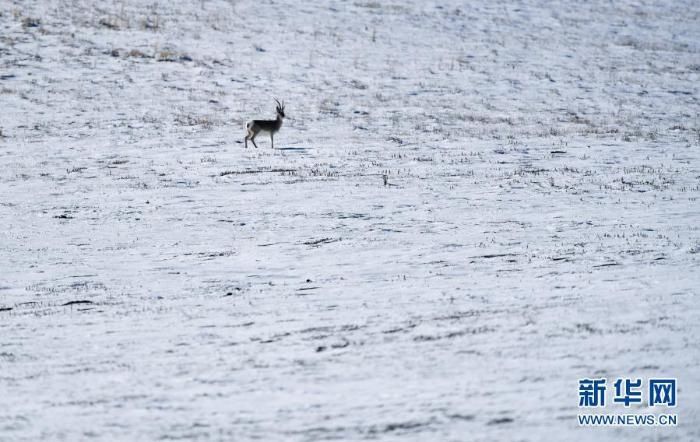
[274,98,285,118]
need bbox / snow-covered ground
[1,0,699,440]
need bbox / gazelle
[244,99,285,149]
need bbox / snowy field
[1,0,699,440]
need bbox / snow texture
[1,0,699,440]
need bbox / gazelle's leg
[271,133,274,149]
[250,133,259,149]
[244,126,252,148]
